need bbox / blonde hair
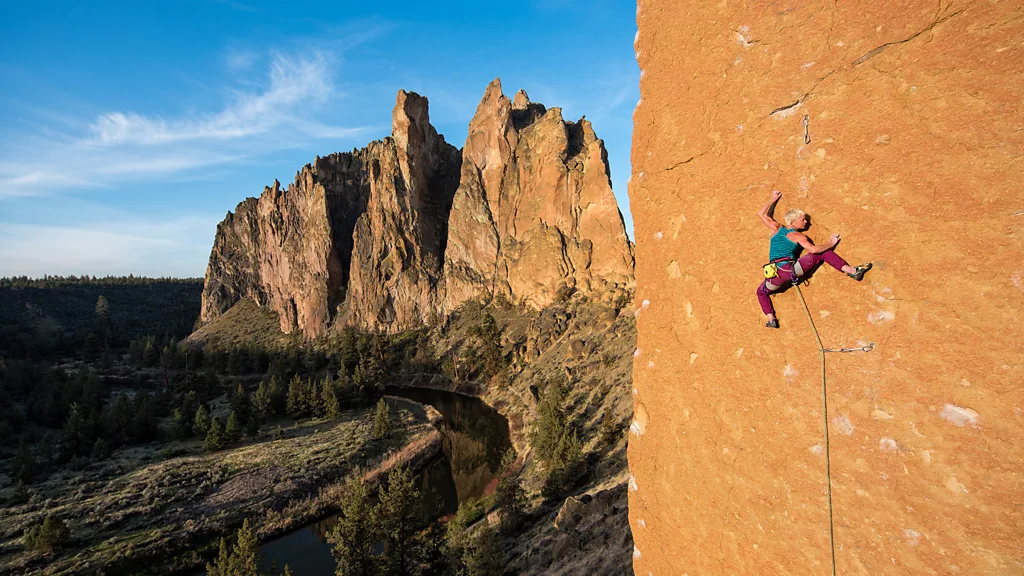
[784,209,806,227]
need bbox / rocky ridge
[200,81,634,337]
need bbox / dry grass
[0,402,440,576]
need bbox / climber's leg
[797,249,848,274]
[756,281,776,316]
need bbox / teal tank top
[768,227,800,261]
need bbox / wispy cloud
[87,52,337,145]
[1,49,373,198]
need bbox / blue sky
[0,0,638,278]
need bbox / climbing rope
[793,283,875,576]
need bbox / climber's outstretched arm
[788,231,840,254]
[758,190,783,233]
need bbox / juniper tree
[372,398,390,440]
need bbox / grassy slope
[0,400,440,576]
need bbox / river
[254,386,512,575]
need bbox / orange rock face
[628,1,1023,574]
[444,79,635,311]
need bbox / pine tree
[225,411,241,443]
[372,398,390,440]
[328,477,379,576]
[231,519,262,575]
[62,403,90,458]
[194,405,211,437]
[286,374,304,417]
[463,524,503,576]
[205,417,225,452]
[494,449,526,531]
[253,379,272,418]
[171,408,191,440]
[321,379,341,419]
[207,537,231,576]
[377,466,421,575]
[532,378,567,466]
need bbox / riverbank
[0,398,441,576]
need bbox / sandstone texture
[202,81,634,337]
[444,79,635,311]
[628,1,1023,575]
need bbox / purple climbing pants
[756,250,848,315]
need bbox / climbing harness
[793,282,874,576]
[763,257,796,281]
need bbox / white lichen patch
[904,529,922,546]
[654,231,663,240]
[633,546,642,559]
[940,404,979,427]
[628,475,639,492]
[783,364,799,379]
[868,309,896,324]
[833,415,855,436]
[945,476,968,493]
[637,518,647,529]
[633,348,642,358]
[646,361,654,369]
[871,408,894,420]
[810,444,824,455]
[879,437,899,452]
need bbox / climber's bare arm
[758,190,783,234]
[788,231,840,254]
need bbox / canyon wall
[628,1,1023,574]
[202,82,634,336]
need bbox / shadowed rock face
[202,81,634,336]
[201,90,459,337]
[443,79,635,311]
[629,1,1023,575]
[343,91,461,331]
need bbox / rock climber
[756,190,871,328]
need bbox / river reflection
[254,387,511,575]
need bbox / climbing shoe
[847,263,872,281]
[765,319,780,329]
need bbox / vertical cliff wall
[628,1,1023,574]
[444,79,635,311]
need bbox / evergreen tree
[372,398,390,440]
[225,411,241,443]
[321,379,341,419]
[205,417,225,452]
[328,477,379,576]
[463,524,503,576]
[194,405,211,437]
[253,379,273,418]
[62,403,90,458]
[286,375,304,417]
[15,440,36,484]
[494,449,526,531]
[231,519,262,575]
[171,408,191,440]
[378,466,421,575]
[90,437,111,460]
[207,537,232,576]
[532,378,567,466]
[12,480,29,505]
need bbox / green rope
[793,283,838,576]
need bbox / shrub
[24,514,70,553]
